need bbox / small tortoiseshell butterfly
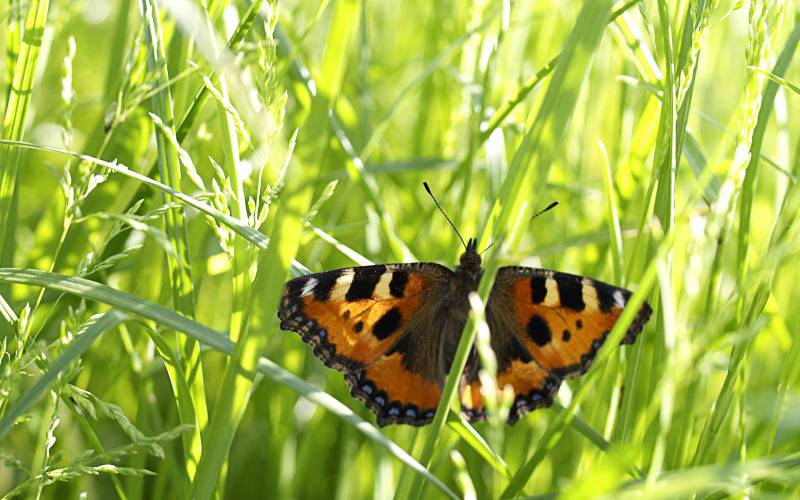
[278,184,652,426]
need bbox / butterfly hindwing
[278,262,452,426]
[460,266,652,424]
[345,351,441,426]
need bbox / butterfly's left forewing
[460,267,652,424]
[278,263,452,426]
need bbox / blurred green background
[1,0,800,498]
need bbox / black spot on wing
[556,273,584,311]
[354,321,363,333]
[386,332,412,357]
[389,271,408,298]
[562,330,571,342]
[531,275,547,304]
[527,314,551,347]
[346,266,386,301]
[373,307,402,340]
[510,336,533,363]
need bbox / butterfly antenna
[423,181,467,250]
[479,240,496,256]
[530,201,559,221]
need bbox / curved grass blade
[255,356,457,500]
[616,454,800,498]
[447,418,511,480]
[0,268,458,500]
[0,139,269,249]
[749,66,800,96]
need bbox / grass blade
[0,0,50,268]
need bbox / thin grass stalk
[0,0,50,274]
[30,391,57,498]
[736,13,800,463]
[763,100,800,458]
[188,5,255,497]
[692,1,779,467]
[599,138,627,444]
[206,89,250,500]
[454,0,504,231]
[651,0,677,269]
[139,0,206,482]
[736,12,797,305]
[0,0,50,399]
[3,0,22,100]
[408,2,443,159]
[617,0,695,452]
[615,10,674,454]
[648,0,715,475]
[599,140,624,282]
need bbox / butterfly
[278,186,652,426]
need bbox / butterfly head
[457,238,483,281]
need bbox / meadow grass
[1,0,800,498]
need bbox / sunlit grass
[1,0,800,498]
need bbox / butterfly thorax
[447,238,483,313]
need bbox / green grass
[1,0,800,498]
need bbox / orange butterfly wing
[278,263,451,425]
[460,267,652,423]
